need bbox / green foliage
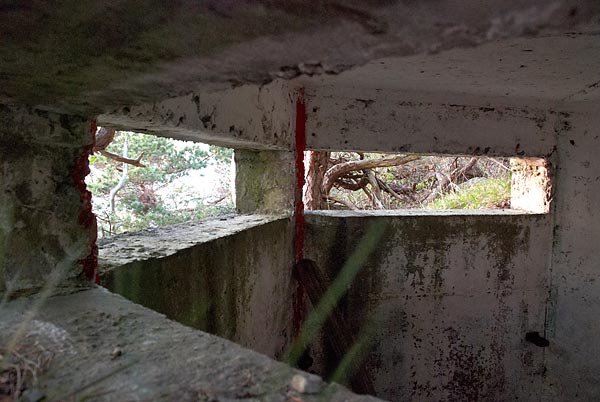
[87,131,234,237]
[428,175,511,209]
[89,131,208,195]
[416,177,435,191]
[209,145,233,164]
[116,204,235,233]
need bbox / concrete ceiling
[302,29,600,105]
[1,0,598,117]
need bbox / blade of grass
[285,220,386,366]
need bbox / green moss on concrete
[101,218,292,350]
[306,212,546,301]
[0,107,93,294]
[235,150,295,214]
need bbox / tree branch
[377,177,411,202]
[337,176,369,191]
[100,150,146,168]
[423,157,478,204]
[109,137,129,214]
[325,196,359,210]
[304,151,330,210]
[322,154,420,195]
[365,169,385,209]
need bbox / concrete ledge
[98,214,294,359]
[0,287,383,402]
[98,214,289,272]
[305,208,542,218]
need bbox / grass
[285,222,387,368]
[428,175,511,210]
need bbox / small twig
[362,186,374,206]
[109,136,129,214]
[99,150,146,168]
[376,177,407,202]
[485,156,511,171]
[365,169,385,209]
[325,196,359,210]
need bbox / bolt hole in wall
[86,128,235,238]
[303,151,550,213]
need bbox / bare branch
[423,157,478,204]
[109,137,129,214]
[93,127,116,152]
[99,150,146,168]
[304,151,330,210]
[322,154,420,195]
[337,176,369,191]
[325,196,359,210]
[365,169,385,209]
[377,177,411,202]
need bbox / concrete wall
[0,107,95,295]
[99,80,296,151]
[303,86,556,156]
[100,215,294,359]
[304,210,553,402]
[235,149,297,214]
[542,110,600,401]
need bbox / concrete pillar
[0,106,96,295]
[234,150,295,214]
[510,157,551,213]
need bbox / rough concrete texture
[303,211,553,401]
[303,32,600,106]
[235,150,296,214]
[100,215,295,360]
[0,287,383,402]
[511,158,552,213]
[542,111,600,401]
[98,214,284,270]
[99,30,600,152]
[100,80,296,150]
[1,2,599,401]
[299,31,599,154]
[0,106,94,294]
[1,1,596,116]
[304,87,558,156]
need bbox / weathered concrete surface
[304,88,557,155]
[0,287,383,402]
[304,211,553,402]
[300,31,600,154]
[0,106,95,294]
[99,29,600,152]
[542,111,600,401]
[303,32,600,106]
[511,158,552,213]
[100,215,295,359]
[0,2,599,401]
[97,214,284,270]
[99,80,296,150]
[235,151,296,214]
[1,1,595,116]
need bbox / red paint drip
[292,89,307,337]
[73,119,99,284]
[294,89,306,262]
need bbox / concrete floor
[0,287,381,402]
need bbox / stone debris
[289,374,324,395]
